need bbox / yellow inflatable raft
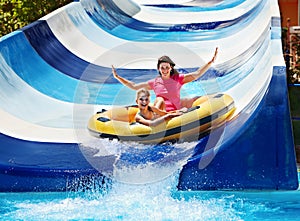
[88,93,235,143]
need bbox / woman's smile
[159,63,171,78]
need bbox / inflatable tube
[88,93,235,143]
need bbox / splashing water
[1,172,300,221]
[0,175,240,221]
[79,136,198,185]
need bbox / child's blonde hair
[136,88,150,100]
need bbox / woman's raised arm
[112,65,150,90]
[183,47,218,84]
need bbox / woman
[112,47,218,111]
[135,88,181,127]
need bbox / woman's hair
[157,55,179,76]
[136,88,150,100]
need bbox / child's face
[137,92,150,109]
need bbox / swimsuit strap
[138,106,155,120]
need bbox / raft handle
[97,117,111,122]
[96,109,107,114]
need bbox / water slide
[0,0,298,191]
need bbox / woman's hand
[210,47,218,63]
[111,65,150,90]
[183,47,219,83]
[112,65,118,78]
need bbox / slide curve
[0,0,298,191]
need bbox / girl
[112,47,218,111]
[135,88,181,127]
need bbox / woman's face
[158,62,172,79]
[136,92,150,110]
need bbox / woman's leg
[180,96,209,108]
[180,97,198,108]
[154,96,166,111]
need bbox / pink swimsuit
[148,74,185,111]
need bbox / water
[1,170,299,220]
[79,136,199,185]
[1,137,299,220]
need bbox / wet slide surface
[0,0,298,191]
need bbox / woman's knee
[154,97,166,110]
[181,98,196,108]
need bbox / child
[135,88,182,127]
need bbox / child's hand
[167,112,181,119]
[178,107,188,113]
[169,109,185,115]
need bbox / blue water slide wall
[178,66,298,190]
[0,0,298,191]
[178,14,298,190]
[0,134,94,192]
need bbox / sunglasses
[139,98,149,102]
